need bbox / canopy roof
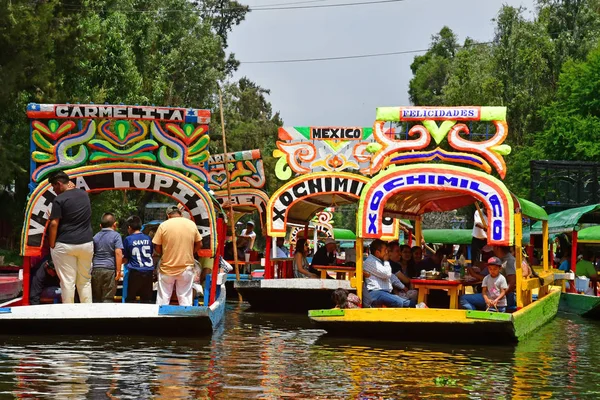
[286,193,359,225]
[531,204,600,234]
[575,225,600,243]
[422,229,472,245]
[333,228,356,241]
[514,197,548,221]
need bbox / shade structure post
[22,256,31,306]
[210,217,226,305]
[571,230,578,275]
[515,212,524,308]
[356,238,363,300]
[264,234,273,279]
[415,218,422,248]
[543,220,549,271]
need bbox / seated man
[275,237,288,258]
[29,257,61,305]
[363,239,411,308]
[576,248,598,295]
[310,238,337,275]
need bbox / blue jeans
[370,290,410,308]
[460,293,506,312]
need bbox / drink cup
[448,272,456,281]
[244,253,250,262]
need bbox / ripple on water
[1,305,600,398]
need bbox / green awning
[400,219,413,229]
[422,229,472,245]
[333,228,356,241]
[577,225,600,243]
[516,197,548,221]
[531,204,600,235]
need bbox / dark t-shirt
[50,188,93,244]
[311,247,335,267]
[123,233,154,272]
[391,260,418,278]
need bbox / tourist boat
[530,205,600,318]
[0,266,22,303]
[308,105,561,343]
[0,103,228,335]
[235,123,437,312]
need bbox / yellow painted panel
[311,307,479,324]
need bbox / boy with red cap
[459,256,508,312]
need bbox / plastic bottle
[441,255,449,275]
[459,254,466,279]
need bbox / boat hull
[0,283,227,336]
[309,289,560,343]
[559,292,600,318]
[0,276,22,302]
[234,279,355,312]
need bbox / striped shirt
[363,254,405,292]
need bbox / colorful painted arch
[357,164,515,246]
[266,171,399,240]
[21,163,218,257]
[214,188,269,229]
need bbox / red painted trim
[209,217,226,305]
[22,256,30,306]
[264,235,273,279]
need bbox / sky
[227,0,537,127]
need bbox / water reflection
[1,305,600,399]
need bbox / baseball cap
[325,238,336,245]
[486,256,502,266]
[246,220,255,226]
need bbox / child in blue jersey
[122,216,155,303]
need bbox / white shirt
[276,246,288,258]
[240,229,256,251]
[472,210,488,240]
[363,254,405,292]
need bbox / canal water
[1,303,600,399]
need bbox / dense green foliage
[408,0,600,196]
[0,0,284,246]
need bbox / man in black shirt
[48,171,94,303]
[310,238,337,275]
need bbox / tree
[408,27,458,106]
[0,0,254,247]
[536,44,600,161]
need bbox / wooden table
[312,265,356,280]
[410,279,464,309]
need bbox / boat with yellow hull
[309,289,560,344]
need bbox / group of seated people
[319,238,519,312]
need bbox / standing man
[91,213,123,302]
[237,220,256,255]
[471,205,488,264]
[47,171,94,303]
[152,206,202,306]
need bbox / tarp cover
[333,228,356,241]
[577,225,600,243]
[422,229,472,245]
[516,197,548,221]
[531,204,600,234]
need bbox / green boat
[531,205,600,318]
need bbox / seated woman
[293,238,318,278]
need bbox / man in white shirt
[237,220,256,254]
[471,206,488,263]
[363,239,411,308]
